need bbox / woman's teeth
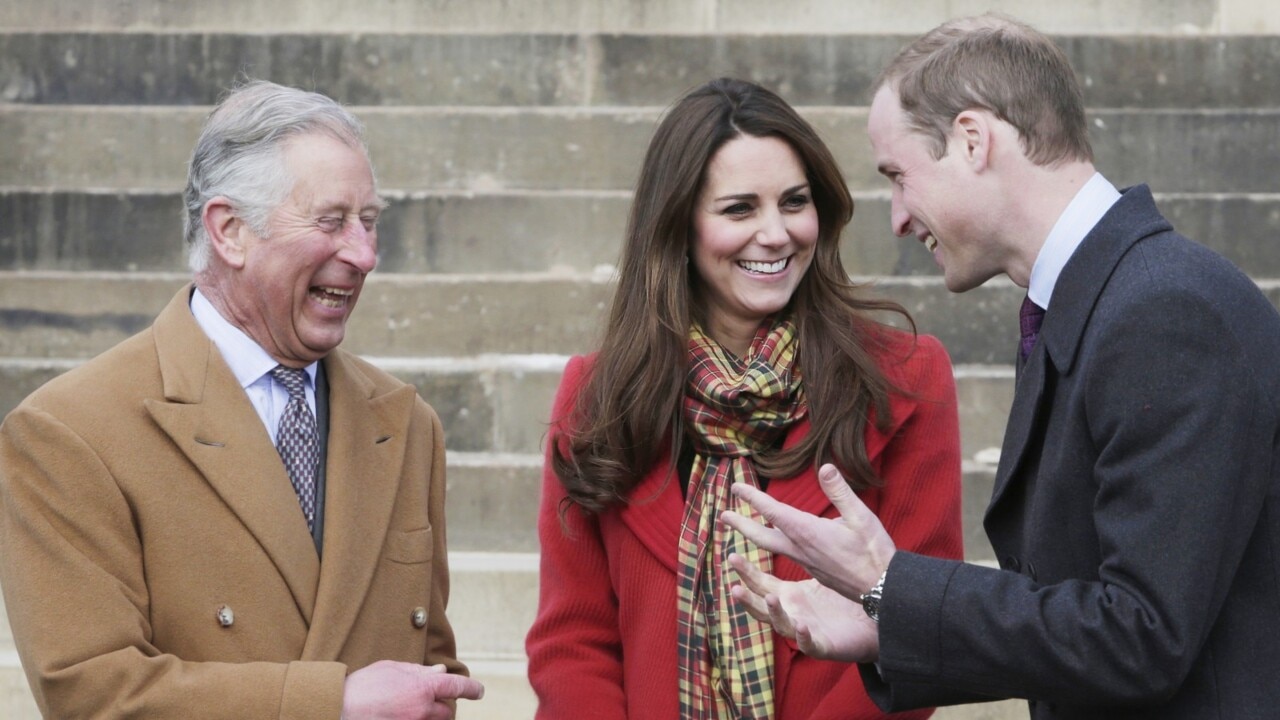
[738,258,789,274]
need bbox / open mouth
[311,286,354,309]
[738,257,790,275]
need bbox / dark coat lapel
[987,185,1173,513]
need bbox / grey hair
[183,79,373,273]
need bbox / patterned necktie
[270,365,318,532]
[1019,295,1046,359]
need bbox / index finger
[729,481,814,537]
[721,506,791,557]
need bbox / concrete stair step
[5,190,1280,278]
[6,271,1280,365]
[6,107,1280,194]
[453,659,535,720]
[2,0,1257,34]
[4,31,1280,108]
[0,657,39,720]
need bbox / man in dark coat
[723,13,1280,719]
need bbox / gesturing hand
[728,552,881,663]
[721,463,896,602]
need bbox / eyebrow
[712,183,810,202]
[314,198,389,214]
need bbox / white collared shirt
[1027,172,1122,310]
[190,288,318,444]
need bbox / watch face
[863,596,879,614]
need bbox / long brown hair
[554,77,913,514]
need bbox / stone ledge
[2,0,1263,35]
[5,191,1280,278]
[5,107,1280,194]
[5,32,1280,106]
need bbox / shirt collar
[1027,172,1121,310]
[189,287,318,390]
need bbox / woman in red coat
[525,77,963,720]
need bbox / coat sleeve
[0,403,347,720]
[804,334,964,720]
[525,355,628,719]
[868,258,1280,708]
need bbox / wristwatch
[860,569,888,624]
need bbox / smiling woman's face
[690,134,818,355]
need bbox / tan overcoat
[0,285,464,719]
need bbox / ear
[202,197,249,270]
[951,109,994,172]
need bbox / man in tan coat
[0,80,484,719]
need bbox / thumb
[817,464,866,521]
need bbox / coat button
[216,605,235,628]
[411,607,427,629]
[1003,555,1021,572]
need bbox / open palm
[728,554,880,663]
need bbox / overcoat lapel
[303,349,416,659]
[144,286,321,621]
[986,185,1173,515]
[987,349,1051,511]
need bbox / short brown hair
[876,13,1092,166]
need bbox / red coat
[526,332,964,719]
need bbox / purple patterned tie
[270,365,317,532]
[1019,295,1046,359]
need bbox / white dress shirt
[1027,172,1122,310]
[189,288,318,445]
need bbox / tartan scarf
[676,317,805,720]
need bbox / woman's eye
[723,203,753,216]
[784,194,811,210]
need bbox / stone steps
[2,2,1277,717]
[5,107,1280,193]
[6,271,1280,365]
[3,0,1259,34]
[0,270,1022,364]
[6,190,1280,277]
[4,33,1280,108]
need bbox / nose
[890,189,911,238]
[339,221,378,274]
[754,209,791,248]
